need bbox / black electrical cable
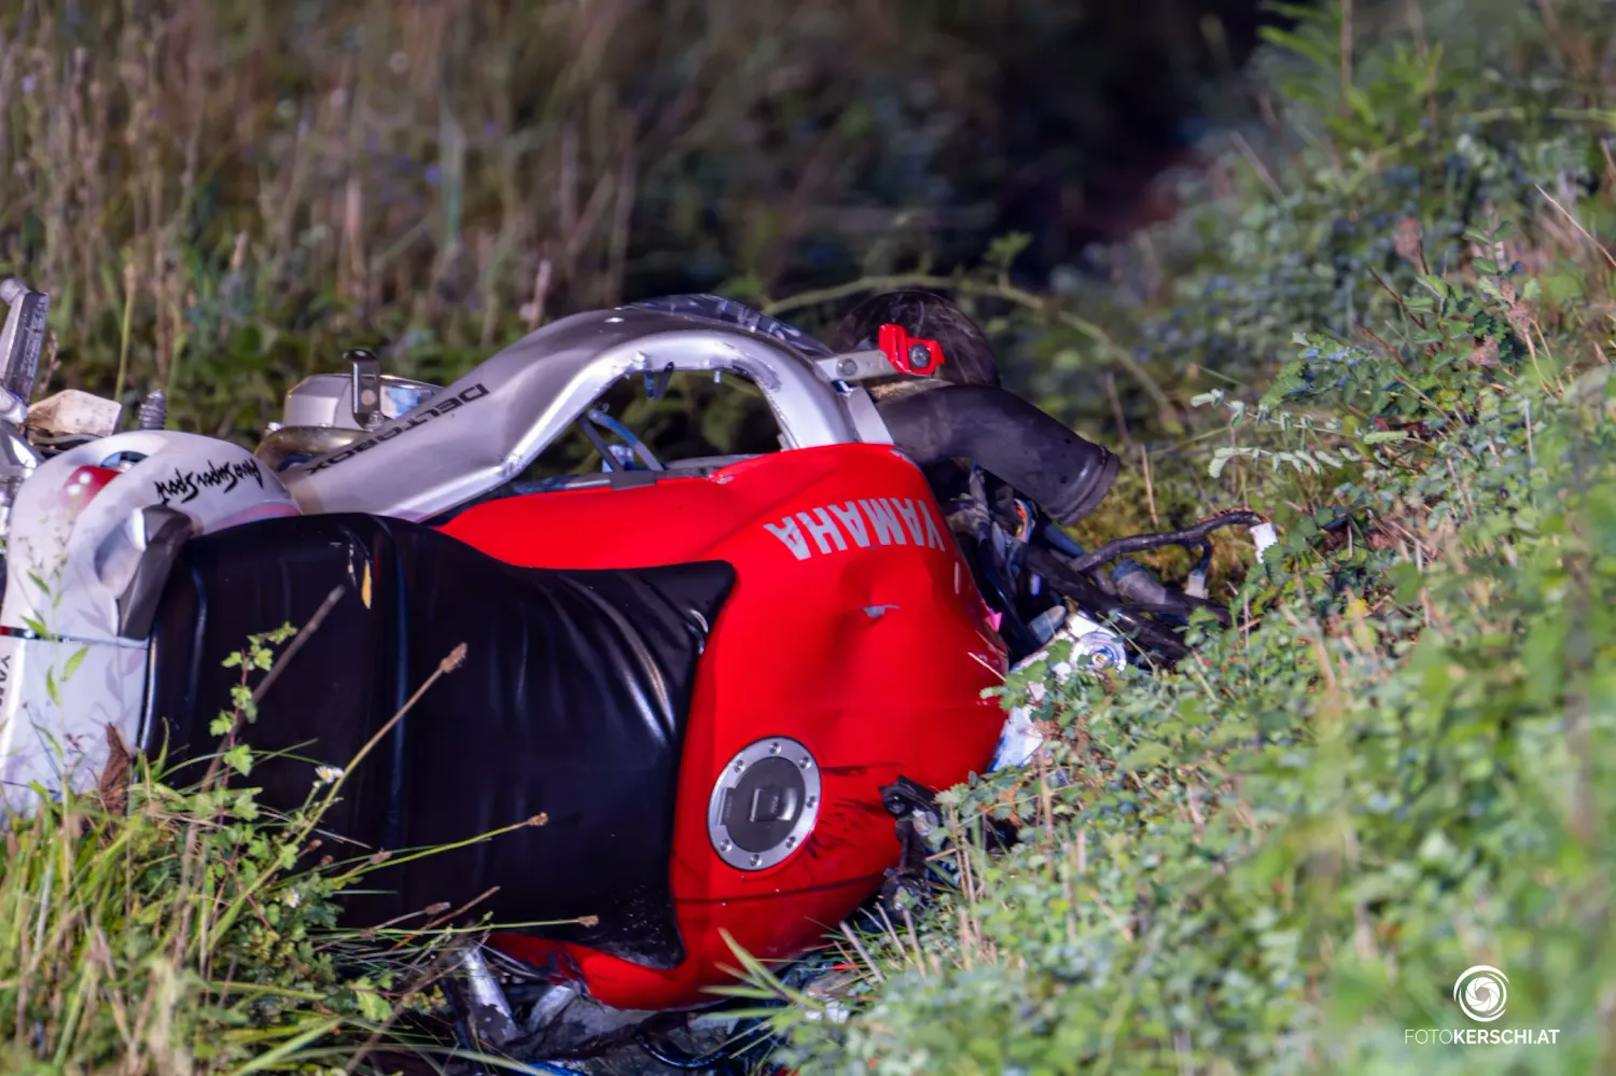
[1022,545,1189,663]
[1058,510,1265,573]
[584,408,665,471]
[1191,542,1213,576]
[975,542,1044,656]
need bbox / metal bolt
[136,390,167,430]
[784,836,796,848]
[837,358,858,377]
[749,854,761,867]
[907,343,929,370]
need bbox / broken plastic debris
[1251,521,1279,556]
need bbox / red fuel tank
[440,443,1008,1009]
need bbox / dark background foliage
[1,0,1272,439]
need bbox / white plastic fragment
[988,611,1120,772]
[990,703,1044,772]
[24,389,121,438]
[1251,521,1279,557]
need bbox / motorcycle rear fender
[0,432,298,804]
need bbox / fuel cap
[708,737,820,870]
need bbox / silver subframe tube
[282,307,880,521]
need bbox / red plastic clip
[876,323,945,377]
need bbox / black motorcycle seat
[142,512,733,969]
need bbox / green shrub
[763,2,1616,1072]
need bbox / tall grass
[0,622,480,1071]
[0,0,1249,441]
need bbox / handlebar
[0,277,48,408]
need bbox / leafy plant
[764,2,1616,1072]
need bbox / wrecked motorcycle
[0,281,1269,1060]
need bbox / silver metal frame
[279,371,442,431]
[281,306,892,520]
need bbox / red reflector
[56,465,120,518]
[877,322,945,377]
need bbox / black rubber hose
[876,385,1119,524]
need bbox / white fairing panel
[0,432,298,809]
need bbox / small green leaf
[985,231,1032,270]
[352,982,393,1023]
[1119,742,1171,772]
[223,744,252,776]
[232,791,260,821]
